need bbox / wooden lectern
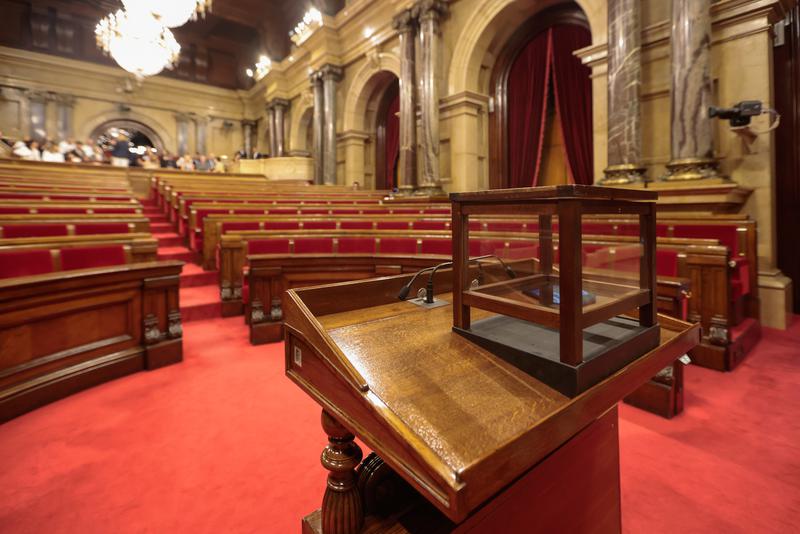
[283,268,700,533]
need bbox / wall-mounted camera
[709,101,763,127]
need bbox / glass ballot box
[450,185,660,397]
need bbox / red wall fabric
[550,24,594,185]
[385,92,400,189]
[507,30,552,188]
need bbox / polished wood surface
[284,271,700,523]
[0,261,184,422]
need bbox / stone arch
[79,108,173,152]
[447,0,603,96]
[289,97,314,154]
[342,52,401,132]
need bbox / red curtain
[384,92,400,189]
[550,24,593,185]
[507,30,552,188]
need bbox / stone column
[392,9,418,194]
[662,0,723,182]
[601,0,646,185]
[266,103,277,157]
[54,94,75,141]
[196,116,209,154]
[26,90,49,141]
[311,71,325,184]
[272,99,289,157]
[321,64,343,186]
[175,114,190,155]
[242,120,256,157]
[414,0,448,195]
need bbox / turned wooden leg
[320,410,363,534]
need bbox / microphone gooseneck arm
[398,255,519,302]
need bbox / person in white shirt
[12,140,32,159]
[58,137,76,155]
[41,142,65,163]
[81,139,99,161]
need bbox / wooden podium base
[303,407,621,534]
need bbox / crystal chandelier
[95,9,180,79]
[246,55,272,81]
[121,0,212,28]
[289,8,323,46]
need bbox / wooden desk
[284,272,700,533]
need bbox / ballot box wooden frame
[450,185,660,397]
[283,268,700,534]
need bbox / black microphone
[397,266,436,300]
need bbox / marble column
[54,94,75,141]
[266,103,277,157]
[272,99,289,157]
[414,0,448,195]
[196,116,209,154]
[321,65,343,186]
[242,120,256,157]
[662,0,722,181]
[26,90,48,141]
[601,0,646,185]
[311,72,325,184]
[392,9,418,194]
[176,114,190,155]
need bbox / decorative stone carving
[220,284,232,301]
[250,299,265,324]
[232,286,242,300]
[167,310,183,339]
[310,71,325,184]
[269,298,283,321]
[143,314,162,345]
[320,65,343,186]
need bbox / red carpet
[0,317,798,533]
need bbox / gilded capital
[413,0,448,23]
[392,9,416,33]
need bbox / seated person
[41,142,65,163]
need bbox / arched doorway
[488,3,592,189]
[90,119,165,163]
[375,80,399,190]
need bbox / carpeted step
[180,262,219,288]
[158,246,198,263]
[154,233,184,247]
[180,284,221,322]
[150,222,175,233]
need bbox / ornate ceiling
[0,0,345,89]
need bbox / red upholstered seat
[60,246,127,270]
[672,224,749,295]
[332,209,359,215]
[656,249,680,277]
[340,221,372,230]
[222,222,260,232]
[376,221,410,230]
[582,223,616,235]
[300,209,329,215]
[93,208,138,214]
[392,209,419,215]
[338,237,376,254]
[304,221,337,230]
[267,208,296,215]
[74,223,130,235]
[294,238,334,253]
[263,221,300,230]
[237,209,266,215]
[470,239,507,257]
[0,250,54,279]
[39,207,85,214]
[423,208,450,215]
[361,209,384,215]
[0,193,45,200]
[248,239,291,254]
[3,224,68,238]
[468,221,485,231]
[485,221,526,232]
[379,237,417,254]
[412,220,448,231]
[420,238,452,255]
